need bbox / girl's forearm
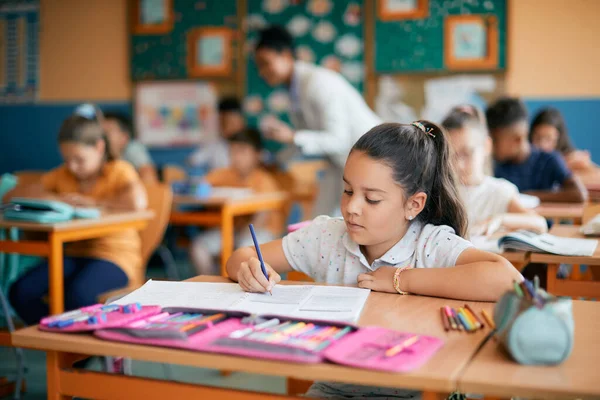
[400,260,520,301]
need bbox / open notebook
[498,230,598,256]
[113,280,370,323]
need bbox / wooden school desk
[534,202,585,225]
[0,211,154,315]
[458,299,600,399]
[530,225,600,298]
[169,192,288,276]
[11,276,494,400]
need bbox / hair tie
[411,121,436,138]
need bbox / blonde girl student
[8,111,148,325]
[442,107,548,239]
[226,121,521,399]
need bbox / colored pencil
[456,310,473,332]
[462,306,482,330]
[440,307,450,331]
[481,310,496,329]
[444,307,458,330]
[385,335,419,357]
[514,280,524,297]
[451,308,464,331]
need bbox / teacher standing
[254,26,381,217]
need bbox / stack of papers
[113,280,371,323]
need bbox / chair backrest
[162,165,187,184]
[14,170,45,186]
[583,204,600,224]
[138,182,173,279]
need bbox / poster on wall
[0,0,39,103]
[135,81,219,147]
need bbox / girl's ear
[405,191,427,220]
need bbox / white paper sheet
[112,280,370,323]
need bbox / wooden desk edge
[11,327,457,393]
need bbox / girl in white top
[227,121,521,399]
[442,106,548,238]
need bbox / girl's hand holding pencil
[237,256,281,293]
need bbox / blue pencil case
[3,197,101,223]
[493,282,574,365]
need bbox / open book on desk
[113,280,370,323]
[498,230,598,256]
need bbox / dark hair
[227,128,263,151]
[218,97,242,113]
[103,111,134,139]
[351,122,468,238]
[255,25,295,57]
[58,116,114,161]
[530,107,574,154]
[442,109,480,131]
[485,97,528,133]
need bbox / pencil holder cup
[493,289,574,365]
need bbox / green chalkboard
[375,0,506,73]
[131,0,237,80]
[244,0,365,153]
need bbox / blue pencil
[249,223,272,295]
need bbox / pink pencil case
[94,307,444,371]
[39,303,162,333]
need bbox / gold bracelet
[393,266,411,295]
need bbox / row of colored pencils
[440,304,495,333]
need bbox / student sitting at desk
[6,112,148,325]
[191,128,282,275]
[529,107,595,172]
[443,106,547,239]
[102,111,158,183]
[227,121,521,399]
[187,97,245,171]
[486,97,587,203]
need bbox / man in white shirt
[254,26,381,217]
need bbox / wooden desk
[501,250,530,271]
[458,300,600,399]
[12,276,494,400]
[530,225,600,298]
[0,211,154,315]
[169,192,288,276]
[535,202,585,225]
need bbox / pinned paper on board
[135,81,218,147]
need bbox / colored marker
[230,318,281,339]
[440,307,450,331]
[384,335,419,357]
[464,304,485,330]
[481,310,496,329]
[312,326,353,352]
[514,281,524,297]
[456,310,473,332]
[444,306,458,330]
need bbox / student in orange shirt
[191,128,282,275]
[7,110,148,325]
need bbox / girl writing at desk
[227,121,521,399]
[7,110,148,325]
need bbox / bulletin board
[0,0,39,103]
[243,0,365,152]
[130,0,238,80]
[375,0,506,73]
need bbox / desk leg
[48,233,64,315]
[220,206,234,277]
[547,263,559,295]
[47,352,71,400]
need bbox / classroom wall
[1,0,599,174]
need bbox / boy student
[190,128,282,275]
[187,97,245,170]
[253,25,381,217]
[102,111,158,183]
[486,97,587,203]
